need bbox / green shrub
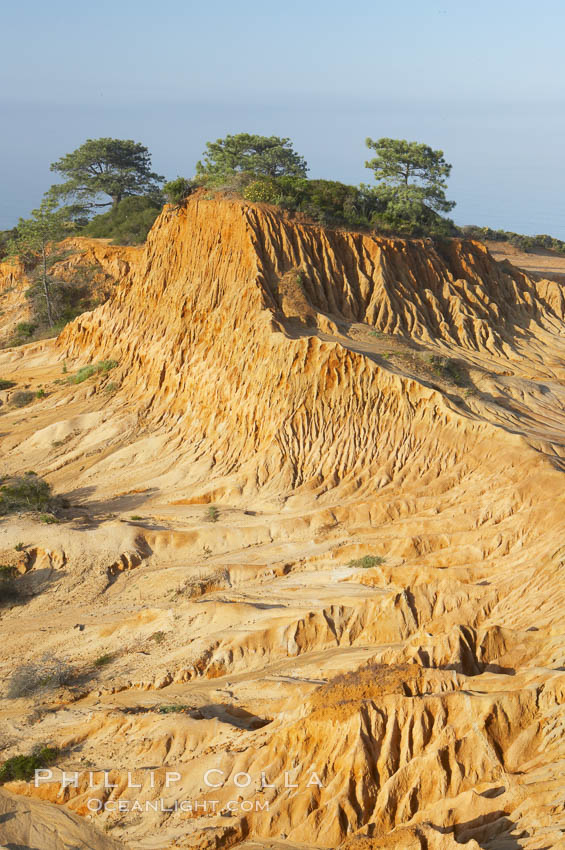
[71,365,96,384]
[163,177,193,205]
[370,203,458,238]
[347,555,385,569]
[461,225,565,255]
[256,177,382,229]
[104,381,119,394]
[82,196,162,245]
[0,228,18,262]
[40,514,59,524]
[196,170,256,196]
[15,542,26,551]
[0,379,16,390]
[35,389,46,399]
[11,390,35,408]
[295,179,375,227]
[69,360,118,384]
[206,505,219,522]
[243,179,281,204]
[14,321,38,339]
[0,745,59,782]
[199,169,460,236]
[98,359,118,373]
[0,476,52,514]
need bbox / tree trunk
[42,244,54,328]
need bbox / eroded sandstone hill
[59,197,565,489]
[1,196,565,850]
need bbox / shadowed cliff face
[1,197,565,850]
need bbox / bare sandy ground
[486,239,565,282]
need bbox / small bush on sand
[39,513,59,524]
[429,355,467,387]
[157,704,191,714]
[206,505,219,522]
[0,744,59,782]
[7,656,76,698]
[71,365,96,384]
[97,359,118,373]
[0,475,52,514]
[68,360,118,385]
[347,555,385,569]
[11,390,35,408]
[149,631,166,644]
[0,379,16,390]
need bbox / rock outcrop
[58,197,565,494]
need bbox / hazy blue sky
[1,0,564,235]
